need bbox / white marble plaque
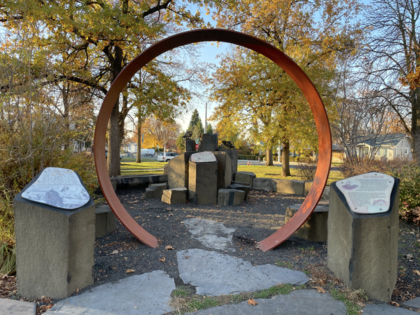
[190,151,216,163]
[336,172,395,214]
[22,167,90,210]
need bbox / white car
[157,152,178,162]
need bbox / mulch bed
[2,188,420,313]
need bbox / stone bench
[253,178,277,192]
[95,204,116,238]
[218,189,245,206]
[285,203,329,242]
[273,179,304,195]
[145,183,168,199]
[162,187,187,204]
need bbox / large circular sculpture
[93,29,332,252]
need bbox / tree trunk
[282,140,291,176]
[412,88,420,164]
[62,82,70,150]
[265,148,273,166]
[136,120,142,163]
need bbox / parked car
[157,152,178,162]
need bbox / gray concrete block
[285,204,328,242]
[168,153,193,189]
[161,187,187,204]
[304,181,331,201]
[229,183,251,200]
[253,178,277,192]
[188,160,218,204]
[95,204,116,238]
[234,172,256,187]
[199,134,218,152]
[111,174,168,190]
[0,299,36,315]
[212,151,232,190]
[327,181,400,302]
[185,139,196,152]
[185,290,347,315]
[145,183,168,199]
[218,149,238,179]
[14,193,95,299]
[273,179,304,195]
[218,189,245,206]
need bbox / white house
[347,133,412,160]
[124,142,138,153]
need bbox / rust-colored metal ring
[93,29,332,251]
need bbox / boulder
[218,189,245,206]
[285,204,328,242]
[234,171,256,187]
[229,183,251,200]
[145,183,168,199]
[253,178,277,192]
[162,187,187,204]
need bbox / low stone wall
[110,174,168,191]
[273,179,305,195]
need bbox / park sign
[336,172,395,214]
[21,167,90,210]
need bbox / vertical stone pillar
[188,153,218,204]
[327,179,400,302]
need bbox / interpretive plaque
[190,151,217,163]
[336,172,395,214]
[22,167,90,210]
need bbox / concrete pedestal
[13,177,95,299]
[327,180,400,302]
[168,152,193,189]
[285,204,328,242]
[188,160,218,204]
[95,204,116,238]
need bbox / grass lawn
[120,159,343,184]
[237,165,344,185]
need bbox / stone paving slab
[363,304,418,314]
[183,218,236,252]
[0,298,36,315]
[45,271,175,315]
[404,297,420,309]
[177,249,308,296]
[185,289,346,315]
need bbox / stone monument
[328,172,399,302]
[188,152,218,204]
[14,167,95,299]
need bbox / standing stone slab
[253,178,277,192]
[212,151,232,190]
[168,152,193,189]
[0,299,36,315]
[95,204,116,238]
[273,179,304,195]
[327,177,400,302]
[145,183,168,199]
[185,139,196,152]
[218,189,245,206]
[199,134,218,152]
[285,204,328,242]
[234,172,256,187]
[188,153,218,204]
[13,171,95,299]
[229,183,251,200]
[162,187,187,204]
[219,148,238,179]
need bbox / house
[347,133,412,160]
[124,142,138,153]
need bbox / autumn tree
[210,0,362,172]
[0,0,219,176]
[142,116,180,158]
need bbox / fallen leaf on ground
[165,245,174,250]
[186,215,193,218]
[391,301,400,307]
[110,250,118,255]
[414,270,420,276]
[126,269,135,274]
[315,286,326,293]
[248,299,258,306]
[185,256,190,259]
[159,257,166,262]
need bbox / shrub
[238,155,259,160]
[297,160,317,181]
